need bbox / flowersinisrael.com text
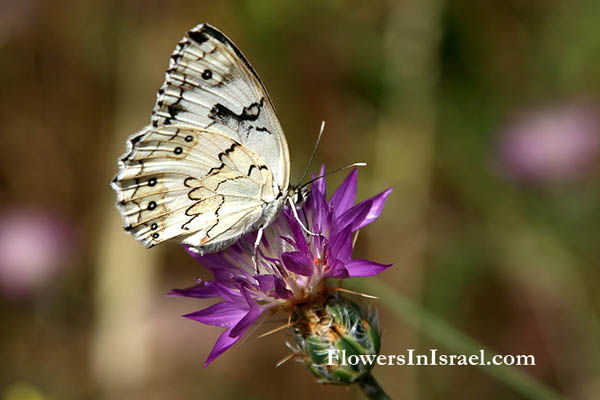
[327,349,535,367]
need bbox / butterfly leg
[287,197,318,236]
[251,226,264,274]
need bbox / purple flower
[0,208,75,298]
[170,167,393,366]
[497,103,600,184]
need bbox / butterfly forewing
[151,24,290,191]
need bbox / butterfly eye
[201,69,212,80]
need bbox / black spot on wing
[208,104,235,124]
[131,135,143,146]
[167,104,185,118]
[170,54,182,64]
[247,164,268,176]
[255,126,271,134]
[188,29,209,44]
[209,98,264,126]
[243,100,262,120]
[218,143,239,162]
[162,104,187,125]
[201,69,212,80]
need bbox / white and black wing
[112,126,282,252]
[151,24,290,191]
[112,24,290,254]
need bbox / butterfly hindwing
[113,126,279,251]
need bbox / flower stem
[358,373,391,400]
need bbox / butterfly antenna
[295,121,326,188]
[299,162,368,191]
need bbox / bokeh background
[2,0,600,399]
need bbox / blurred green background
[1,0,600,399]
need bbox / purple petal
[337,188,393,232]
[336,199,373,233]
[230,303,263,337]
[328,227,353,262]
[283,209,311,255]
[255,271,292,299]
[308,166,328,231]
[170,281,242,303]
[345,259,392,277]
[168,281,220,298]
[203,326,240,367]
[238,283,259,305]
[311,231,327,260]
[281,251,314,276]
[324,259,350,278]
[330,168,358,217]
[312,165,327,205]
[274,276,293,298]
[184,301,248,327]
[212,281,246,303]
[203,304,266,366]
[255,275,275,294]
[280,234,297,248]
[355,188,393,230]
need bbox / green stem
[349,279,567,400]
[359,373,391,400]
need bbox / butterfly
[112,24,297,255]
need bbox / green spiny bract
[292,294,381,385]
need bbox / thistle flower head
[291,294,381,385]
[170,167,393,366]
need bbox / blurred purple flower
[497,104,600,184]
[0,208,75,298]
[0,0,34,43]
[170,167,393,366]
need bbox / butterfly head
[288,186,310,208]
